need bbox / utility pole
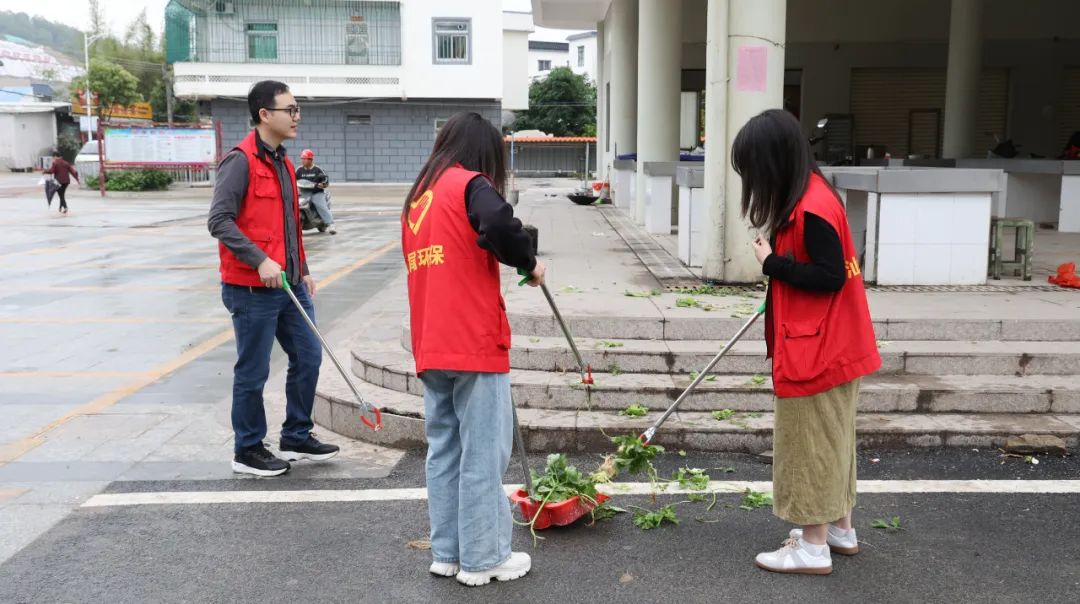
[83,30,106,197]
[163,63,175,125]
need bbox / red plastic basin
[510,489,610,530]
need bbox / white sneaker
[429,561,459,577]
[455,552,531,586]
[789,526,859,556]
[754,538,832,575]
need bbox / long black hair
[731,109,831,236]
[404,112,506,214]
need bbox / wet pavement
[0,175,1077,603]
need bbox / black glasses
[265,105,300,118]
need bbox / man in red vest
[208,80,338,477]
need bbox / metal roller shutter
[850,68,1008,158]
[1060,67,1080,150]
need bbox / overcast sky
[0,0,588,42]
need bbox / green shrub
[85,170,173,191]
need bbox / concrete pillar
[942,0,983,159]
[679,91,699,149]
[635,0,682,224]
[596,20,607,180]
[718,0,786,282]
[609,0,638,161]
[701,0,729,280]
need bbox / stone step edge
[351,347,1080,415]
[315,386,1080,454]
[397,331,1080,376]
[503,313,1080,342]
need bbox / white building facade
[532,0,1080,281]
[167,0,531,181]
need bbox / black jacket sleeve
[761,212,846,292]
[464,175,537,272]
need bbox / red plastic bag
[1048,263,1080,288]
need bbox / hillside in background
[0,11,82,59]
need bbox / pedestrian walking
[208,80,339,477]
[402,111,545,586]
[731,109,881,575]
[43,150,78,214]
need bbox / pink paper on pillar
[736,46,768,92]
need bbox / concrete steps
[352,341,1080,414]
[315,379,1080,454]
[506,312,1080,342]
[400,331,1080,376]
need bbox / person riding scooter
[295,149,336,234]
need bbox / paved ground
[0,175,1078,603]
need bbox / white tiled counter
[612,159,636,210]
[831,169,1002,286]
[675,166,706,267]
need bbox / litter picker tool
[281,272,382,431]
[639,300,766,445]
[518,269,594,385]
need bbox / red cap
[300,149,314,159]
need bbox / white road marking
[82,480,1080,508]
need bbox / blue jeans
[420,370,513,572]
[310,190,334,225]
[221,283,322,453]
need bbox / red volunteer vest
[403,166,511,374]
[767,173,881,398]
[217,131,306,287]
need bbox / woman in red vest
[402,112,545,586]
[732,109,881,575]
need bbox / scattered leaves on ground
[406,539,431,550]
[712,409,735,421]
[871,516,904,531]
[750,374,767,385]
[595,340,625,348]
[624,290,661,298]
[632,504,680,529]
[611,434,664,477]
[673,467,710,491]
[618,403,649,417]
[739,489,773,511]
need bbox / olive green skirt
[772,378,860,526]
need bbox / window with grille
[246,22,278,61]
[577,46,585,67]
[434,118,449,136]
[538,59,551,71]
[433,18,470,64]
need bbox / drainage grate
[598,207,701,286]
[867,284,1075,293]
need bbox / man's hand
[752,234,773,265]
[527,261,546,287]
[257,258,283,288]
[302,274,317,298]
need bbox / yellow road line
[0,488,29,503]
[317,240,400,289]
[0,371,151,378]
[0,240,399,466]
[0,317,226,325]
[4,286,220,293]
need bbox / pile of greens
[528,453,598,504]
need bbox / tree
[510,67,596,137]
[70,59,141,119]
[88,0,107,38]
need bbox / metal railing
[166,0,403,66]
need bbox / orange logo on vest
[407,190,434,235]
[845,257,862,279]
